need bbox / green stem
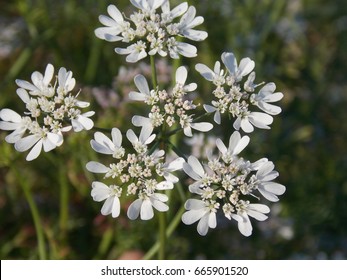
[59,164,69,243]
[158,212,166,260]
[143,205,185,260]
[150,55,158,89]
[12,167,47,259]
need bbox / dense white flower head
[196,51,283,133]
[130,66,213,136]
[0,64,94,160]
[182,132,285,236]
[86,125,184,220]
[95,1,207,62]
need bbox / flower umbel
[86,125,184,220]
[196,52,283,133]
[0,64,94,160]
[182,131,286,236]
[95,1,207,62]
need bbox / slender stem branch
[12,167,47,259]
[158,212,166,260]
[150,55,158,89]
[143,205,185,260]
[59,164,69,243]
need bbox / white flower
[216,131,250,163]
[126,124,156,153]
[254,161,286,202]
[71,111,95,132]
[90,128,125,159]
[233,111,273,133]
[129,74,158,104]
[127,192,169,220]
[130,0,166,13]
[57,67,76,95]
[178,6,208,41]
[195,61,225,86]
[91,182,122,218]
[161,1,188,23]
[14,129,63,161]
[180,114,213,137]
[181,199,218,236]
[175,66,197,92]
[0,109,29,143]
[231,202,270,237]
[94,5,125,42]
[157,157,185,183]
[115,41,148,63]
[15,63,55,97]
[203,104,222,124]
[167,39,197,59]
[183,156,211,190]
[251,82,284,115]
[221,52,255,83]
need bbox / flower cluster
[130,66,213,136]
[86,125,184,220]
[95,0,207,62]
[197,52,284,133]
[0,64,94,161]
[182,131,285,236]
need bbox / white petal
[261,182,286,195]
[90,140,112,155]
[240,118,254,133]
[75,100,90,108]
[91,182,110,201]
[183,126,192,137]
[248,203,270,214]
[134,74,150,95]
[233,135,250,155]
[76,115,94,131]
[185,199,205,210]
[127,199,142,220]
[195,64,214,81]
[177,42,197,58]
[257,102,282,115]
[94,132,114,150]
[150,197,169,212]
[182,209,206,225]
[182,29,208,41]
[175,66,187,85]
[197,213,210,236]
[140,124,154,144]
[5,128,26,143]
[111,127,122,147]
[101,196,114,216]
[126,129,138,144]
[167,157,185,171]
[129,91,147,101]
[190,122,213,132]
[156,181,173,190]
[247,209,268,221]
[43,64,54,85]
[16,88,30,103]
[115,47,132,55]
[257,188,279,202]
[187,156,205,177]
[0,109,22,123]
[259,82,276,95]
[228,131,241,153]
[216,138,227,154]
[257,161,275,178]
[183,83,197,92]
[26,139,43,161]
[249,112,273,126]
[15,79,37,92]
[107,4,123,22]
[183,162,201,181]
[203,104,217,113]
[236,213,253,237]
[31,71,43,88]
[0,121,20,131]
[237,57,255,79]
[208,212,217,229]
[132,115,151,127]
[140,199,154,220]
[111,197,121,218]
[43,137,57,153]
[15,134,40,152]
[221,52,237,74]
[86,161,109,173]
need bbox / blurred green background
[1,0,347,259]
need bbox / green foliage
[1,0,347,259]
